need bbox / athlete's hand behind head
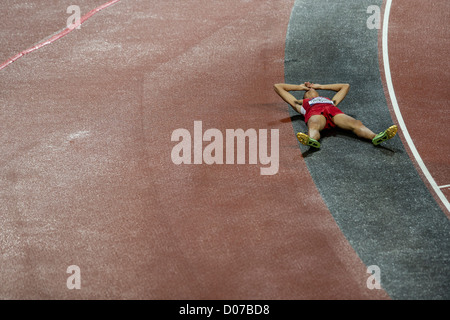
[305,82,321,90]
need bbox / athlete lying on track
[274,81,397,148]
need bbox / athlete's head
[304,88,319,99]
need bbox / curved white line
[383,0,450,213]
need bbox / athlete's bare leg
[332,113,376,140]
[307,114,327,141]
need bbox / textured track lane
[0,0,391,299]
[285,0,450,299]
[0,0,118,71]
[384,0,450,214]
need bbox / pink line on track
[0,0,121,71]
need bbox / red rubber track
[0,0,121,71]
[380,0,450,216]
[0,0,390,299]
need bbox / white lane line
[438,185,450,189]
[382,0,450,213]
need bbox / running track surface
[0,0,448,300]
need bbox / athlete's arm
[308,83,350,106]
[273,83,309,113]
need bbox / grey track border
[285,0,450,299]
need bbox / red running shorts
[305,105,344,129]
